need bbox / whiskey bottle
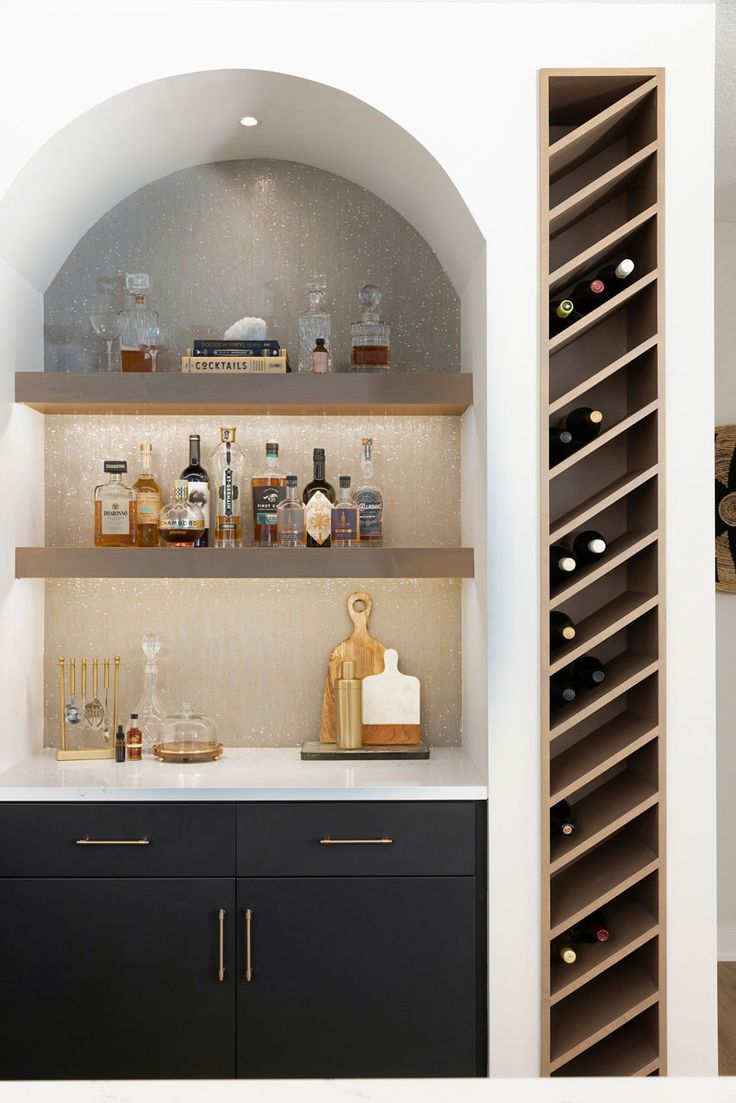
[303,448,335,547]
[331,476,360,547]
[355,436,383,546]
[158,481,206,546]
[94,461,137,547]
[120,273,158,373]
[180,434,210,547]
[134,443,162,547]
[212,427,245,548]
[277,476,306,546]
[351,284,390,371]
[251,441,287,547]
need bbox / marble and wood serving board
[361,648,421,745]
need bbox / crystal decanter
[298,275,332,373]
[135,634,168,754]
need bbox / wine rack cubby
[540,69,665,1076]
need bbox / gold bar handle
[75,837,150,846]
[245,908,253,982]
[218,908,225,982]
[319,837,393,846]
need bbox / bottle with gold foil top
[134,443,162,547]
[212,427,245,548]
[302,448,335,548]
[335,660,362,749]
[158,481,205,547]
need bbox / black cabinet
[0,878,235,1080]
[236,877,478,1078]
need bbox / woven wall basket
[715,425,736,592]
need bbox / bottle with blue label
[355,436,383,546]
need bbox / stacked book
[181,340,289,373]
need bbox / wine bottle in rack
[551,798,576,836]
[549,298,576,336]
[549,426,576,465]
[561,406,604,444]
[593,257,635,300]
[550,671,576,707]
[572,654,606,690]
[566,276,606,313]
[550,544,577,584]
[550,610,576,647]
[552,934,578,966]
[572,529,607,564]
[574,911,610,943]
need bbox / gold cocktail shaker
[335,660,362,749]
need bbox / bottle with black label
[212,427,244,548]
[355,436,383,546]
[180,434,210,547]
[303,448,336,547]
[251,442,287,547]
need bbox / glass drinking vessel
[90,312,124,373]
[138,316,161,373]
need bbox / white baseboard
[719,926,736,960]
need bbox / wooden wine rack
[540,69,665,1077]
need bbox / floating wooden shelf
[15,546,475,580]
[14,371,473,416]
[550,895,658,1004]
[541,68,665,1076]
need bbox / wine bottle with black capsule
[549,426,576,466]
[572,655,606,690]
[550,671,576,708]
[550,610,576,647]
[551,798,576,836]
[562,407,604,444]
[550,544,577,584]
[572,530,607,564]
[552,933,577,966]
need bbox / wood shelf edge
[548,76,658,172]
[549,336,658,413]
[549,464,659,544]
[549,592,659,674]
[550,531,658,609]
[549,991,659,1073]
[550,720,659,804]
[549,400,659,481]
[548,207,658,293]
[550,789,659,874]
[549,142,658,235]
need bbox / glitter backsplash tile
[45,415,460,548]
[44,579,461,748]
[44,159,460,375]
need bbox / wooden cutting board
[361,648,421,745]
[319,592,386,742]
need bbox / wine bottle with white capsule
[594,257,635,297]
[572,530,607,564]
[550,544,577,584]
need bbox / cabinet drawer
[236,801,477,876]
[0,803,234,877]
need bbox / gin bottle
[212,427,245,547]
[303,448,335,548]
[298,276,331,373]
[135,634,167,753]
[277,476,306,547]
[355,436,383,546]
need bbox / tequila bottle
[212,427,245,547]
[135,634,167,753]
[351,284,390,372]
[94,460,137,547]
[331,476,360,547]
[298,275,332,373]
[277,476,306,546]
[355,436,384,546]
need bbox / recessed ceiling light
[239,116,259,128]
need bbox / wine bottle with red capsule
[567,276,606,313]
[574,911,610,943]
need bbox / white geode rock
[223,317,267,341]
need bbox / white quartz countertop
[0,747,487,802]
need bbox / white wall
[0,0,717,1077]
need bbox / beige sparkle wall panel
[44,578,461,748]
[45,415,461,548]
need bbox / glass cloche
[153,702,223,763]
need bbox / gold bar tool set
[57,656,121,761]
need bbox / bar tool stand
[57,655,120,762]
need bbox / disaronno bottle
[302,448,335,548]
[94,460,137,547]
[134,443,162,547]
[212,427,245,548]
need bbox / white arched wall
[0,0,716,1080]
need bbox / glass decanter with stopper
[298,275,332,373]
[135,634,167,754]
[158,480,206,546]
[212,427,245,547]
[120,273,159,373]
[351,284,390,372]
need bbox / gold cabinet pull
[75,837,150,846]
[319,837,393,846]
[218,908,226,982]
[245,908,253,983]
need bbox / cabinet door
[0,878,235,1079]
[236,877,478,1078]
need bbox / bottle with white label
[94,460,137,547]
[302,448,336,547]
[355,436,383,546]
[212,427,245,548]
[134,443,162,547]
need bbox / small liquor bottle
[158,481,206,546]
[134,443,162,547]
[212,427,245,548]
[181,434,210,547]
[251,442,287,546]
[115,724,126,763]
[94,461,137,547]
[126,714,143,761]
[311,338,330,374]
[277,476,306,546]
[303,448,336,547]
[351,284,390,371]
[331,477,360,547]
[355,436,383,546]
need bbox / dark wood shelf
[550,1013,659,1077]
[550,590,658,673]
[549,651,659,741]
[550,771,658,873]
[15,371,472,416]
[15,546,475,580]
[551,712,659,803]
